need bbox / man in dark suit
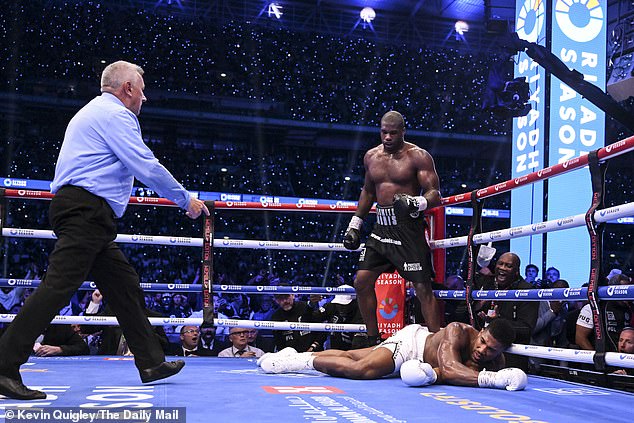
[197,325,229,355]
[34,324,89,357]
[169,325,218,357]
[82,290,169,356]
[474,252,539,370]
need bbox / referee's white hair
[100,60,144,92]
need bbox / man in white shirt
[0,61,209,400]
[218,327,264,358]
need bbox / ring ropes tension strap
[465,189,485,329]
[201,201,215,328]
[585,150,608,372]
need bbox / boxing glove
[477,368,528,391]
[393,194,428,218]
[343,216,363,250]
[400,359,437,387]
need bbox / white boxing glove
[478,368,527,391]
[400,359,437,387]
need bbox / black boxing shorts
[357,205,435,283]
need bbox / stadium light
[268,3,283,19]
[443,20,469,47]
[454,20,469,36]
[360,7,376,24]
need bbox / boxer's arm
[342,154,375,249]
[413,148,441,209]
[436,323,480,386]
[355,153,377,219]
[575,324,594,350]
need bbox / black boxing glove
[393,193,428,217]
[343,216,363,250]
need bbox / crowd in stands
[2,137,522,285]
[2,0,511,134]
[11,143,632,287]
[0,1,632,384]
[1,259,631,374]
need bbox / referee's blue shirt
[52,93,191,217]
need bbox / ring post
[584,150,608,373]
[429,206,446,284]
[465,189,484,328]
[0,188,5,238]
[201,200,215,328]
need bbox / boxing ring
[1,135,634,421]
[0,356,630,423]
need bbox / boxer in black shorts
[359,203,435,284]
[343,111,442,343]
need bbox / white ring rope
[1,312,630,369]
[3,201,633,252]
[0,314,366,333]
[430,201,634,250]
[2,280,633,301]
[508,343,634,369]
[0,229,359,251]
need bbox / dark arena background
[1,0,634,421]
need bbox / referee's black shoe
[0,374,47,400]
[140,360,185,383]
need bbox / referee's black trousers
[0,186,164,381]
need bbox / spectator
[0,288,26,315]
[197,325,229,355]
[57,299,83,317]
[170,294,192,318]
[246,329,260,348]
[564,284,589,348]
[249,295,276,352]
[530,279,571,371]
[445,274,465,289]
[444,275,469,324]
[474,252,539,370]
[611,327,634,375]
[0,265,32,314]
[169,325,214,357]
[576,274,633,352]
[70,323,102,355]
[218,327,264,358]
[83,290,170,357]
[308,286,366,350]
[270,292,325,353]
[250,295,276,322]
[154,293,174,316]
[544,267,561,288]
[531,280,571,345]
[224,294,250,319]
[524,264,541,287]
[33,324,89,357]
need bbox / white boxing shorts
[373,324,431,373]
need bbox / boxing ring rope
[505,345,634,369]
[2,200,633,252]
[1,135,632,253]
[3,135,632,208]
[1,136,633,381]
[439,134,634,206]
[1,278,634,301]
[1,308,633,371]
[0,189,365,212]
[0,229,352,251]
[0,137,632,288]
